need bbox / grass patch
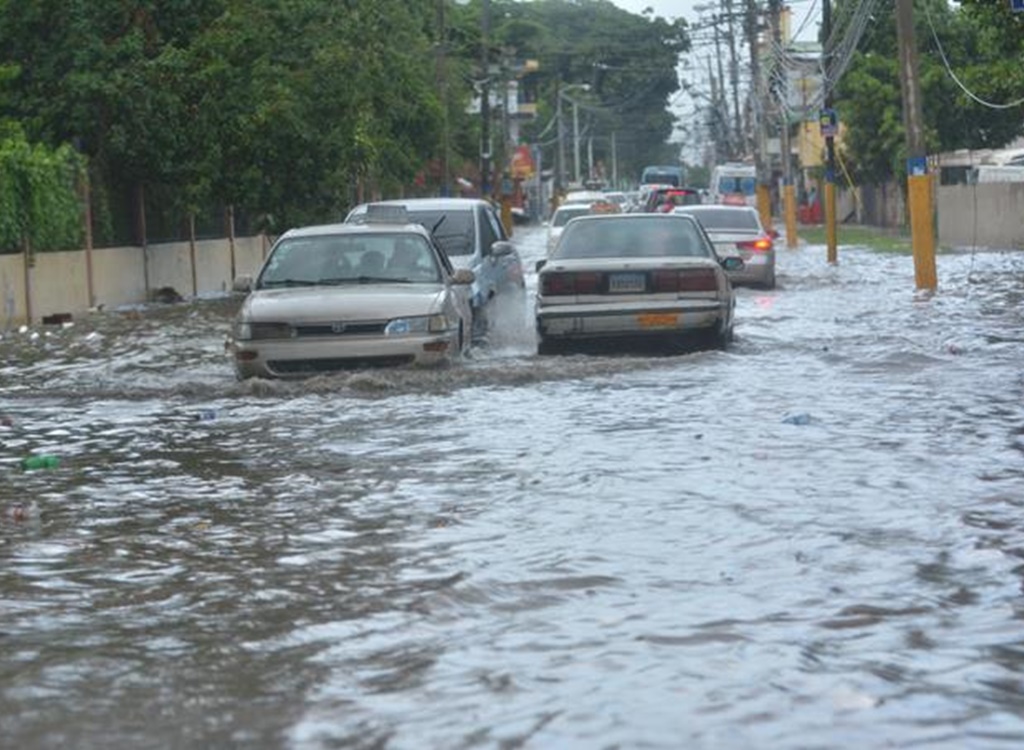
[798,224,912,254]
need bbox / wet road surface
[2,226,1024,749]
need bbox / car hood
[241,284,447,322]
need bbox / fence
[1,235,270,329]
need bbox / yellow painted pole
[908,173,937,290]
[824,181,838,264]
[756,184,772,234]
[783,183,798,249]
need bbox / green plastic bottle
[20,455,60,471]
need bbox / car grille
[293,321,388,337]
[268,355,415,375]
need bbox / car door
[480,203,523,291]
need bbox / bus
[640,165,686,188]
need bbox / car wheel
[762,267,776,290]
[471,304,489,343]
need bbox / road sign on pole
[1013,0,1024,12]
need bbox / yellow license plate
[637,313,678,328]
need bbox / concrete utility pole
[436,0,451,196]
[746,0,772,228]
[554,78,564,209]
[769,0,797,248]
[479,0,492,198]
[895,0,937,290]
[822,0,838,263]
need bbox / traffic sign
[1013,0,1024,12]
[819,109,838,138]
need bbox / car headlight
[385,314,450,336]
[233,321,294,340]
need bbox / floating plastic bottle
[20,455,60,470]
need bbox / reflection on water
[2,229,1024,748]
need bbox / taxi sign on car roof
[363,204,410,225]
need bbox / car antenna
[431,215,447,235]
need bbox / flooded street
[2,225,1024,749]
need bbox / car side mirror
[451,268,475,285]
[535,259,547,272]
[232,275,253,293]
[489,240,515,257]
[721,256,744,271]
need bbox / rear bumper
[536,299,726,339]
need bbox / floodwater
[2,225,1024,749]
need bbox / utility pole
[746,0,772,228]
[712,17,732,158]
[769,0,797,248]
[554,78,565,210]
[895,0,937,289]
[822,0,838,263]
[723,0,744,156]
[573,96,581,185]
[479,0,492,198]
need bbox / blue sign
[819,109,838,138]
[1013,0,1024,12]
[907,156,928,176]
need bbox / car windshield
[258,233,442,288]
[552,206,592,227]
[679,209,760,232]
[553,217,713,260]
[405,210,475,256]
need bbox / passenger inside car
[357,250,385,277]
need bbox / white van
[709,163,757,206]
[970,164,1024,183]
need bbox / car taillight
[574,272,602,294]
[541,271,603,295]
[651,268,718,292]
[737,237,773,252]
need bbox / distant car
[345,198,525,341]
[535,214,743,354]
[673,205,776,289]
[643,186,702,213]
[547,203,595,256]
[561,189,607,206]
[227,207,474,379]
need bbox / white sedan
[535,214,743,355]
[228,211,474,379]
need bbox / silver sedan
[535,214,742,355]
[228,218,474,379]
[673,205,777,289]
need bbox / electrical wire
[923,1,1024,110]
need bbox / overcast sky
[602,0,821,155]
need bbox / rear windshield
[642,171,681,187]
[553,217,712,260]
[552,206,592,227]
[679,209,759,231]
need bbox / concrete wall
[937,183,1024,250]
[1,234,272,328]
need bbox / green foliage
[0,0,689,238]
[834,0,1024,185]
[0,129,83,253]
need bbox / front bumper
[228,333,457,379]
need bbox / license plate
[637,313,678,328]
[609,272,645,293]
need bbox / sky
[605,0,823,157]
